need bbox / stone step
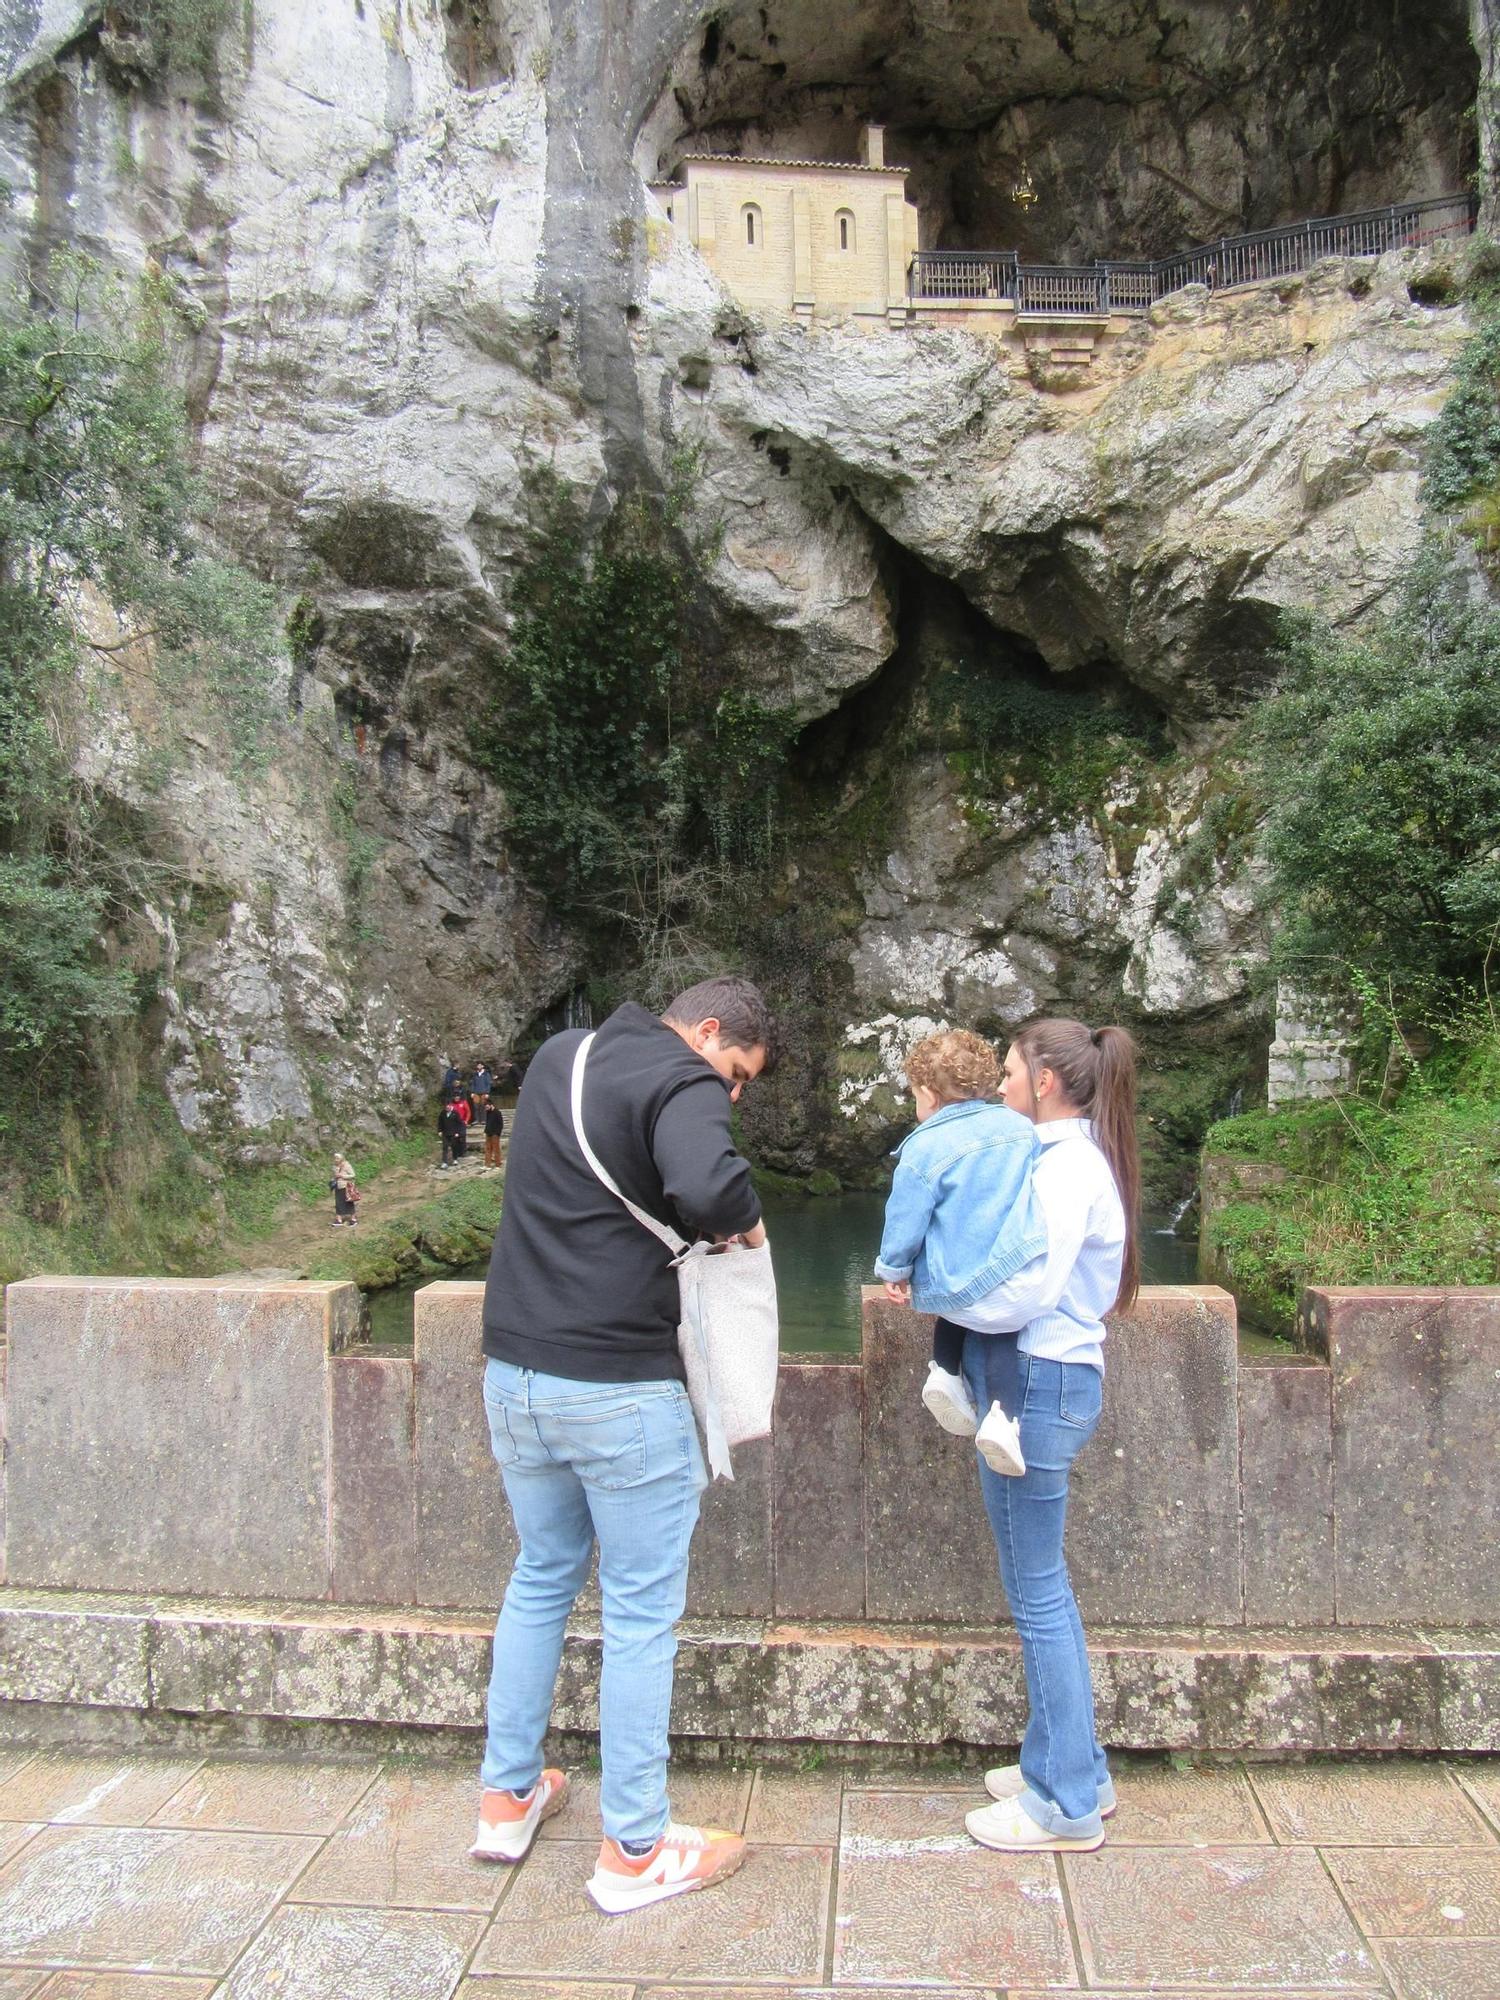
[0,1587,1492,1756]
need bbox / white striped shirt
[946,1117,1125,1370]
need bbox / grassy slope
[1201,1032,1500,1327]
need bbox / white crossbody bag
[569,1033,779,1482]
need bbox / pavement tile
[456,1985,634,2000]
[34,1978,217,1998]
[0,1757,204,1829]
[473,1839,830,1982]
[638,1990,989,1999]
[0,1974,46,1998]
[833,1791,1075,1989]
[1452,1761,1500,1835]
[149,1755,381,1834]
[1326,1846,1500,1935]
[0,1824,318,1972]
[538,1767,754,1842]
[838,1766,977,1794]
[1064,1845,1383,1990]
[743,1772,843,1845]
[1249,1763,1493,1845]
[290,1766,508,1913]
[1379,1937,1500,1999]
[0,1832,41,1876]
[0,1763,36,1795]
[216,1903,482,2000]
[1106,1765,1272,1845]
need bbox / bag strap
[570,1033,690,1260]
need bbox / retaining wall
[1,1276,1496,1751]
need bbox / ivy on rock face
[476,479,799,934]
[0,256,280,1062]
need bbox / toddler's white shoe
[921,1363,979,1437]
[975,1401,1025,1477]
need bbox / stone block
[0,1595,151,1710]
[330,1350,417,1606]
[772,1361,865,1620]
[412,1285,516,1611]
[688,1439,773,1618]
[861,1293,1000,1624]
[1238,1357,1334,1625]
[1070,1288,1242,1626]
[3,1278,358,1600]
[1309,1288,1500,1623]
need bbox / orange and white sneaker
[586,1820,747,1914]
[470,1769,569,1861]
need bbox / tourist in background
[473,1060,493,1110]
[483,1098,505,1169]
[438,1097,466,1170]
[330,1153,358,1228]
[955,1019,1140,1855]
[472,977,774,1914]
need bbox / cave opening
[638,0,1477,266]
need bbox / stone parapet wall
[4,1277,1498,1632]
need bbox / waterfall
[563,987,594,1030]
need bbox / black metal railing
[908,192,1478,315]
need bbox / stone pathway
[0,1745,1492,1995]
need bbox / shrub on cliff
[1249,543,1500,1008]
[0,257,280,1070]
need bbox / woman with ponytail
[954,1018,1140,1856]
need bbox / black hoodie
[480,1003,762,1382]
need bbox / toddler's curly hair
[904,1028,999,1105]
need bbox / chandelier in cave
[1011,163,1038,209]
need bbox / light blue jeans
[480,1357,706,1844]
[964,1336,1111,1839]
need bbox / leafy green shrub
[934,655,1169,820]
[476,479,798,940]
[120,0,237,75]
[0,253,283,1283]
[1425,246,1500,518]
[1247,546,1500,1005]
[1202,1026,1500,1328]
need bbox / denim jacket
[873,1099,1046,1314]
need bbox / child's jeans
[934,1314,1017,1380]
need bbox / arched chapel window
[837,208,854,252]
[743,203,762,247]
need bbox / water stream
[363,1188,1246,1351]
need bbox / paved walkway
[0,1744,1491,1995]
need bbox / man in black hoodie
[471,977,774,1915]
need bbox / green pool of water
[362,1189,1228,1352]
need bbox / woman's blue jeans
[964,1335,1110,1839]
[480,1358,706,1844]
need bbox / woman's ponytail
[1011,1017,1141,1315]
[1088,1026,1140,1313]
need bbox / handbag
[569,1032,779,1482]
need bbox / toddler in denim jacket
[873,1030,1045,1475]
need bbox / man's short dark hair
[663,976,777,1069]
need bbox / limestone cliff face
[0,0,1480,1172]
